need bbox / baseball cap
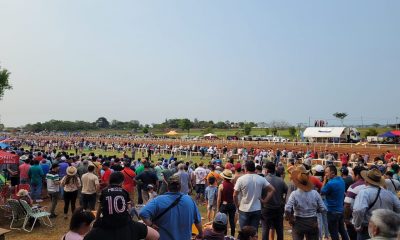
[312,165,324,173]
[213,212,227,225]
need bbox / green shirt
[28,165,44,185]
[135,164,144,175]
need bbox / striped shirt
[352,186,400,229]
[344,179,365,207]
[285,189,326,218]
[46,172,60,192]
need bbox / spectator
[285,165,326,240]
[234,161,275,230]
[237,226,258,240]
[121,161,136,203]
[28,160,44,203]
[261,162,288,240]
[100,162,112,190]
[321,165,349,240]
[383,171,400,196]
[81,165,99,211]
[19,156,31,184]
[46,163,61,218]
[135,163,158,204]
[205,176,218,222]
[84,172,159,240]
[203,212,228,240]
[341,167,354,191]
[216,169,236,237]
[147,184,157,201]
[194,162,208,202]
[140,175,203,240]
[61,166,81,219]
[352,169,400,240]
[174,163,191,194]
[368,209,400,240]
[63,208,95,240]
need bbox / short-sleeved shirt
[385,179,400,195]
[234,173,270,212]
[264,173,288,210]
[344,179,365,207]
[321,176,345,212]
[84,220,147,240]
[19,163,31,179]
[194,167,207,184]
[139,192,201,240]
[122,168,136,192]
[99,185,132,228]
[101,169,112,184]
[135,170,158,191]
[81,172,99,194]
[174,171,190,194]
[28,165,44,185]
[46,172,60,192]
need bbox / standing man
[352,169,400,240]
[46,163,60,218]
[18,156,31,184]
[135,163,158,204]
[140,175,203,240]
[321,165,349,240]
[344,166,366,240]
[81,165,100,211]
[174,163,191,194]
[100,162,112,190]
[234,161,275,230]
[194,162,207,202]
[261,162,288,240]
[28,160,44,203]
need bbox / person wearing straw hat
[352,168,400,240]
[284,165,326,240]
[15,189,33,206]
[61,166,81,219]
[217,169,236,237]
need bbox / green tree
[244,124,252,135]
[333,112,348,126]
[202,127,214,135]
[95,117,110,128]
[0,66,12,100]
[364,128,378,138]
[264,128,270,135]
[271,127,278,136]
[288,126,297,137]
[0,124,4,131]
[178,118,192,135]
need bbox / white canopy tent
[204,133,216,137]
[303,127,346,138]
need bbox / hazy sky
[0,1,399,127]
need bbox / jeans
[219,203,236,236]
[30,182,42,201]
[82,193,97,210]
[292,217,319,240]
[239,210,261,230]
[64,190,78,214]
[261,208,284,240]
[327,212,349,240]
[48,191,59,215]
[318,212,330,239]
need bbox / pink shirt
[19,163,31,179]
[63,231,83,240]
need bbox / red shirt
[309,176,323,191]
[19,163,31,179]
[122,168,136,192]
[101,168,112,184]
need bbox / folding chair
[20,200,52,232]
[7,199,26,230]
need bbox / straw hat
[291,165,313,192]
[220,169,234,180]
[16,189,29,197]
[66,166,77,176]
[361,169,385,187]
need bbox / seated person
[203,212,227,240]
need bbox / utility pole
[308,116,311,127]
[396,117,399,130]
[361,116,364,128]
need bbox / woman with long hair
[61,166,81,219]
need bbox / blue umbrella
[379,131,397,138]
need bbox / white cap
[312,164,324,173]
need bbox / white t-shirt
[194,167,207,184]
[234,173,270,212]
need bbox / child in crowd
[63,207,95,240]
[205,176,218,222]
[147,184,157,202]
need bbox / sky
[0,0,399,127]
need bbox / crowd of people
[1,143,400,240]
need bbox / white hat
[312,165,324,173]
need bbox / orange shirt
[206,171,221,185]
